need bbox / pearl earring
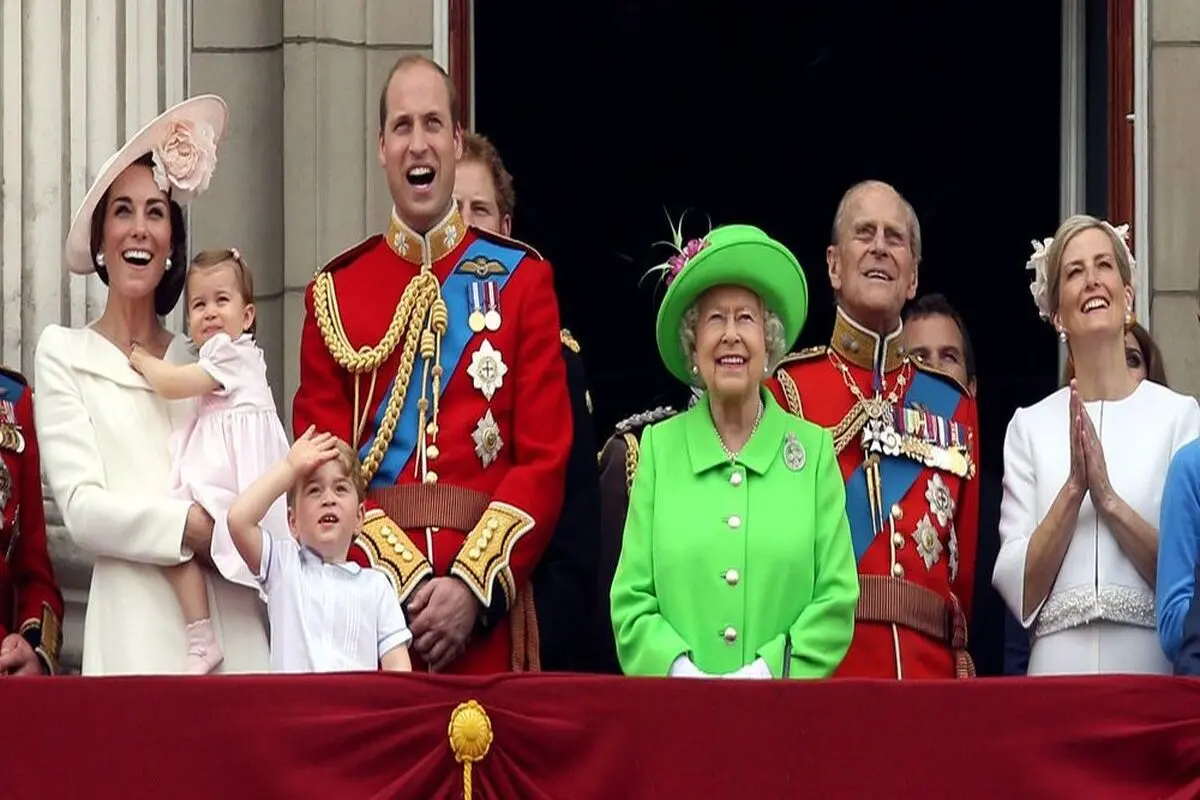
[95,252,105,267]
[762,364,769,376]
[165,257,173,270]
[690,364,698,376]
[1058,329,1067,343]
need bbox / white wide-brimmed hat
[64,94,229,275]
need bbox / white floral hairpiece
[1026,220,1137,321]
[151,120,219,202]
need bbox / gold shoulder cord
[622,432,640,496]
[311,268,445,483]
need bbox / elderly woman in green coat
[610,224,859,679]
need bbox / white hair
[679,298,787,387]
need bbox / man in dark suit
[455,131,602,671]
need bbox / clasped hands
[0,634,43,676]
[1067,379,1116,510]
[406,576,479,672]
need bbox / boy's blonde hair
[288,438,367,505]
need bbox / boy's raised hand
[287,425,340,476]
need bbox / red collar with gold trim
[829,307,905,373]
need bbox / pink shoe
[184,619,224,675]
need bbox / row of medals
[859,396,971,479]
[463,280,505,470]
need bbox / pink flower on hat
[666,238,709,285]
[151,120,218,196]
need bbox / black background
[476,0,1076,462]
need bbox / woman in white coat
[993,215,1200,675]
[33,96,269,675]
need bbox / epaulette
[560,328,581,354]
[314,234,383,276]
[775,345,828,369]
[909,356,970,396]
[471,226,545,261]
[614,405,678,434]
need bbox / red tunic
[767,308,979,679]
[293,205,571,674]
[0,367,64,673]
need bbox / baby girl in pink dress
[130,248,290,673]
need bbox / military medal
[467,340,508,401]
[783,432,806,471]
[0,402,24,454]
[472,410,503,468]
[483,282,502,331]
[467,283,486,333]
[0,458,11,512]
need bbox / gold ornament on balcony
[448,700,493,800]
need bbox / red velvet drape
[2,673,1198,799]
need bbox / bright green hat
[654,223,809,384]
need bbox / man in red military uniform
[0,367,64,675]
[292,55,571,675]
[767,180,979,679]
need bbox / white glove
[723,657,773,680]
[668,654,710,678]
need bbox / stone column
[1149,0,1200,394]
[0,0,188,673]
[188,0,286,401]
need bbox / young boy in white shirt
[227,426,412,673]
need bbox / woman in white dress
[993,214,1200,675]
[33,96,270,675]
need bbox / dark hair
[460,131,516,219]
[186,248,257,336]
[88,152,188,316]
[1061,320,1168,388]
[377,54,459,133]
[902,292,976,383]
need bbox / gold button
[392,544,405,554]
[387,534,399,545]
[469,547,481,559]
[728,515,742,529]
[487,518,500,530]
[426,444,440,461]
[891,504,903,520]
[891,533,904,548]
[730,471,743,487]
[381,526,392,536]
[424,471,438,484]
[401,550,413,563]
[891,563,905,578]
[722,626,738,644]
[724,569,740,586]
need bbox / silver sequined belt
[1032,585,1156,640]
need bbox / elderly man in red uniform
[292,55,571,674]
[767,180,979,679]
[0,367,64,675]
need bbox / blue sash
[363,238,526,489]
[843,370,963,561]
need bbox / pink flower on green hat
[666,238,709,285]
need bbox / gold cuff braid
[450,502,535,608]
[356,509,433,603]
[311,269,445,483]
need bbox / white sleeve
[196,333,246,397]
[257,528,299,596]
[668,654,707,677]
[376,573,412,657]
[34,327,191,566]
[992,408,1043,627]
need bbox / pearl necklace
[715,399,764,462]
